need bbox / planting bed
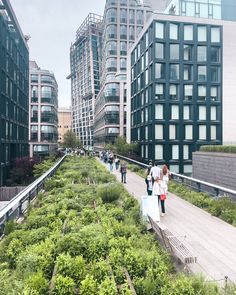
[0,157,225,294]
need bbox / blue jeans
[121,172,126,183]
[109,163,113,171]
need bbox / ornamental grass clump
[97,183,123,203]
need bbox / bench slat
[148,215,197,264]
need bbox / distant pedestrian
[145,165,152,195]
[120,161,127,183]
[108,156,114,172]
[115,156,120,170]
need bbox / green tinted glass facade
[0,3,29,185]
[130,20,222,174]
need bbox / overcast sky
[11,0,106,107]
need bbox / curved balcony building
[93,0,153,148]
[29,61,58,157]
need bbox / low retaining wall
[0,187,26,201]
[192,152,236,191]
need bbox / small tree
[105,136,138,156]
[62,130,81,149]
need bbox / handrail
[116,154,236,199]
[0,155,67,231]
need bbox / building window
[169,165,179,173]
[211,106,217,120]
[145,107,148,122]
[171,105,179,120]
[155,145,163,160]
[198,85,206,101]
[184,85,193,100]
[183,145,189,160]
[183,105,190,120]
[155,104,163,119]
[184,25,193,41]
[155,43,164,59]
[211,86,219,101]
[155,124,163,139]
[184,65,193,81]
[198,26,207,42]
[211,47,220,62]
[155,84,164,99]
[169,84,178,100]
[170,64,179,80]
[172,145,179,160]
[145,126,148,140]
[197,46,207,61]
[170,23,178,40]
[185,125,193,140]
[199,105,206,120]
[184,165,192,174]
[183,45,193,61]
[170,44,179,60]
[169,125,176,140]
[120,58,126,71]
[211,27,220,43]
[120,41,127,55]
[31,86,38,102]
[211,125,217,140]
[155,63,165,79]
[199,125,207,140]
[107,41,117,55]
[155,22,164,39]
[120,25,127,39]
[211,66,220,82]
[198,66,207,81]
[120,9,127,23]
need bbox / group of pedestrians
[145,161,170,217]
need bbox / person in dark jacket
[120,161,127,183]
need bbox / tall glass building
[29,61,58,157]
[68,13,103,150]
[0,0,29,185]
[93,0,153,149]
[128,15,223,174]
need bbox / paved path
[102,161,236,284]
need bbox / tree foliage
[62,130,81,149]
[106,136,138,156]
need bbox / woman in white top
[153,164,170,216]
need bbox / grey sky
[11,0,106,107]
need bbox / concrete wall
[192,152,236,190]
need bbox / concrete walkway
[103,162,236,284]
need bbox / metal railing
[0,155,67,234]
[116,154,236,201]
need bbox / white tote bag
[141,195,160,222]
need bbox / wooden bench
[148,215,197,265]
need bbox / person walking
[150,161,161,182]
[120,161,127,183]
[145,165,153,195]
[159,164,170,216]
[108,155,114,172]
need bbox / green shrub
[52,274,76,295]
[80,275,98,295]
[200,145,236,153]
[56,253,86,282]
[24,272,49,294]
[97,183,123,203]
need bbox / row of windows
[134,124,218,141]
[155,22,220,42]
[132,83,220,105]
[31,74,55,84]
[132,105,219,124]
